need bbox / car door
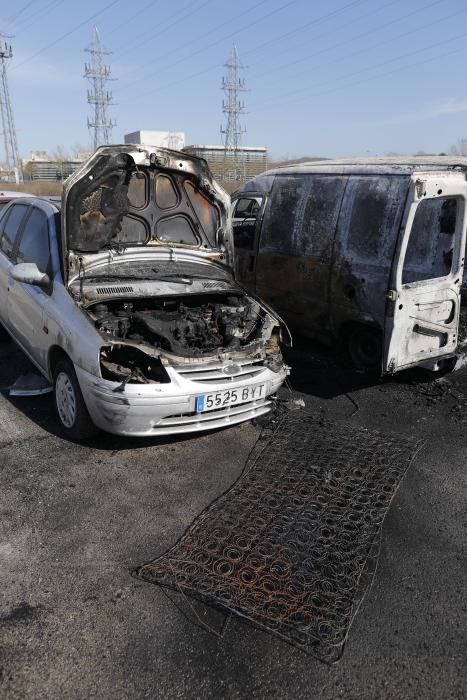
[232,196,263,289]
[7,205,53,371]
[0,202,30,331]
[384,175,467,373]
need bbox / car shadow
[1,335,463,449]
[0,339,246,451]
[283,335,455,400]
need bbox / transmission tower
[220,44,247,178]
[84,27,116,150]
[0,39,23,183]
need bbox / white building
[183,145,268,182]
[124,130,185,151]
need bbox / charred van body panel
[232,158,467,374]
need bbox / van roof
[264,156,467,177]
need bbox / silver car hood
[61,144,233,285]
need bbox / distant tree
[51,146,70,180]
[449,138,467,156]
[71,142,93,160]
[22,160,34,181]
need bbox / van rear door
[383,174,467,373]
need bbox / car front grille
[175,358,268,384]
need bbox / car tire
[53,359,98,440]
[348,326,382,372]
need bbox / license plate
[195,383,267,413]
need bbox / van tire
[53,359,98,441]
[348,326,382,372]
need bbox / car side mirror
[11,262,50,287]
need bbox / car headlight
[100,345,171,384]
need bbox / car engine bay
[88,293,266,356]
[87,292,283,384]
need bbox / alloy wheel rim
[55,371,77,428]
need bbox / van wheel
[348,326,382,372]
[53,359,98,440]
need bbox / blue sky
[1,0,467,160]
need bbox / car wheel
[53,359,98,440]
[348,326,382,372]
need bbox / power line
[118,0,373,97]
[143,0,270,65]
[119,0,466,116]
[118,0,298,101]
[255,30,467,110]
[14,0,67,35]
[106,0,160,36]
[112,0,213,60]
[258,1,467,91]
[281,43,467,111]
[118,62,218,105]
[243,0,368,57]
[116,0,419,104]
[115,0,271,92]
[10,0,124,71]
[5,0,38,24]
[252,0,447,86]
[250,0,407,80]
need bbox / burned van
[232,158,467,374]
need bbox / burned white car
[0,146,289,439]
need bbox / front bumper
[75,360,287,436]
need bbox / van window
[403,197,458,284]
[233,197,261,250]
[338,176,408,266]
[260,175,346,257]
[234,198,260,219]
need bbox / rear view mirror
[11,263,50,287]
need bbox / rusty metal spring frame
[135,409,424,663]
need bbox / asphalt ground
[0,337,466,699]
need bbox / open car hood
[61,145,233,284]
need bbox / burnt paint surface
[66,154,221,253]
[252,173,410,341]
[329,175,409,335]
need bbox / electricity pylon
[0,39,22,183]
[84,27,116,150]
[220,44,248,179]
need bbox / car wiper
[85,275,155,281]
